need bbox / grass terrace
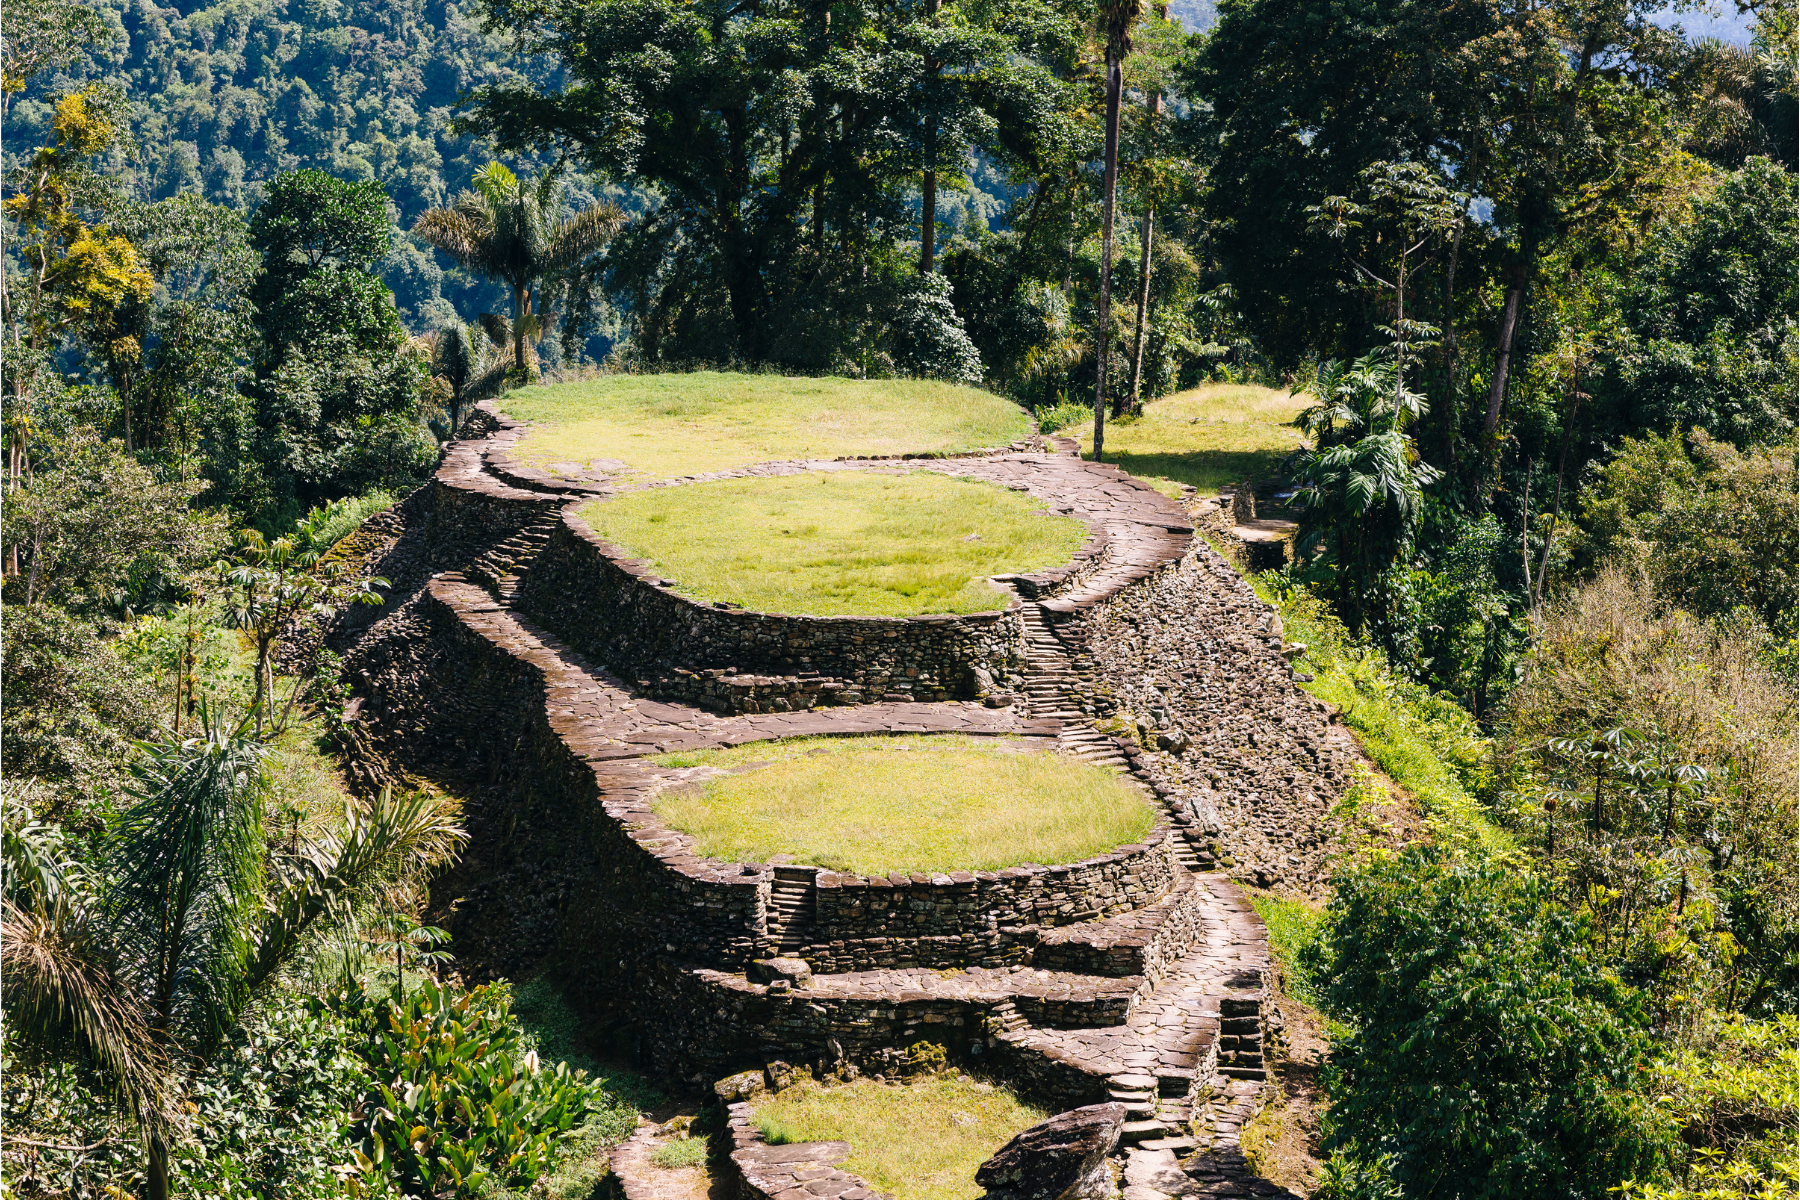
[575,471,1087,617]
[499,371,1032,480]
[650,735,1156,876]
[1051,382,1309,497]
[755,1074,1048,1200]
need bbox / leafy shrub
[1310,848,1679,1199]
[175,996,390,1198]
[887,273,984,385]
[296,489,396,554]
[326,978,612,1198]
[1567,428,1797,634]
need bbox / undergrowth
[1251,575,1510,854]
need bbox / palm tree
[1,710,463,1200]
[413,163,626,376]
[431,318,507,436]
[1091,0,1143,463]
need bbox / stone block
[715,1069,767,1103]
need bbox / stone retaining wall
[515,511,1025,713]
[1033,870,1209,985]
[806,842,1176,942]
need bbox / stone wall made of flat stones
[514,510,1025,713]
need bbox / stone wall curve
[514,506,1027,710]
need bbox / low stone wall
[725,1103,890,1200]
[339,581,773,979]
[807,842,1176,943]
[515,511,1025,713]
[1033,869,1209,985]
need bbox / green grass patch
[755,1074,1047,1200]
[575,471,1086,617]
[1252,582,1510,854]
[1050,383,1309,497]
[648,1138,709,1170]
[499,371,1030,480]
[649,735,1156,876]
[1248,895,1328,1010]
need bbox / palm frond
[2,901,169,1133]
[105,706,269,1057]
[413,208,496,273]
[243,788,465,995]
[543,202,627,274]
[475,312,512,349]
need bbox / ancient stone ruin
[316,399,1353,1199]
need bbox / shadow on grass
[1093,447,1299,493]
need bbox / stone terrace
[326,398,1340,1200]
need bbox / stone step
[1121,1120,1170,1145]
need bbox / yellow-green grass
[755,1075,1048,1200]
[649,735,1157,876]
[498,372,1031,480]
[1054,383,1310,497]
[575,471,1086,617]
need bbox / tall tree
[413,162,625,375]
[1090,0,1142,462]
[460,0,1071,366]
[1188,0,1694,459]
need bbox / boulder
[748,957,814,987]
[975,1102,1126,1199]
[713,1070,767,1103]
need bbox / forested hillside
[3,0,1796,1194]
[4,0,594,328]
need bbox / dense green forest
[2,0,1795,1193]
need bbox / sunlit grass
[649,735,1156,876]
[755,1074,1047,1200]
[575,471,1086,617]
[498,372,1031,480]
[1051,383,1310,497]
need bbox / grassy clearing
[756,1074,1047,1200]
[576,471,1086,617]
[649,735,1156,876]
[499,372,1031,480]
[1048,383,1309,497]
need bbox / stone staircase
[768,866,817,955]
[465,509,561,602]
[1018,604,1132,771]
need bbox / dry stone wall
[515,511,1024,712]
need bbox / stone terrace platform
[328,399,1327,1200]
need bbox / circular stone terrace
[334,375,1308,1200]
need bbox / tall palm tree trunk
[1126,9,1164,417]
[921,0,941,274]
[1092,50,1125,464]
[511,283,529,373]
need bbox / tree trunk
[1127,87,1163,417]
[149,1134,170,1200]
[921,0,940,274]
[1520,460,1533,597]
[1533,390,1582,604]
[1481,268,1526,442]
[1092,52,1124,464]
[921,166,937,274]
[512,283,528,373]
